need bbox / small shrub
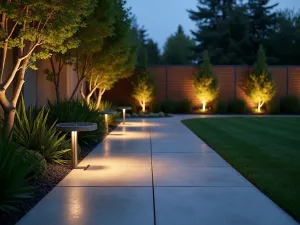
[47,100,105,147]
[149,113,155,117]
[14,98,71,164]
[0,140,35,214]
[212,100,228,114]
[130,102,137,113]
[131,113,138,117]
[161,100,176,113]
[228,99,246,114]
[176,99,192,113]
[266,99,281,114]
[158,111,165,117]
[152,102,162,113]
[280,96,300,114]
[18,148,47,179]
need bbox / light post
[56,122,97,169]
[117,106,132,124]
[98,110,117,135]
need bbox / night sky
[127,0,300,50]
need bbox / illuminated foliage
[193,51,218,111]
[90,0,136,109]
[246,45,276,112]
[132,67,154,112]
[0,0,95,137]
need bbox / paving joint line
[149,126,157,225]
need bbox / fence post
[286,67,289,96]
[234,66,237,100]
[165,66,168,100]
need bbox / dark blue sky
[127,0,300,50]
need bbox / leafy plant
[213,100,228,114]
[228,99,246,114]
[130,101,138,113]
[14,98,71,164]
[0,0,96,138]
[266,99,281,114]
[176,99,192,113]
[132,72,155,112]
[280,96,300,113]
[47,100,105,147]
[0,140,35,214]
[152,102,162,113]
[18,148,47,179]
[246,45,276,112]
[193,50,219,111]
[161,100,176,113]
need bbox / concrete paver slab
[153,166,251,187]
[18,187,154,225]
[152,153,229,167]
[58,166,152,187]
[155,187,298,225]
[92,140,151,153]
[151,142,215,153]
[79,152,151,167]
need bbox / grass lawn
[182,117,300,222]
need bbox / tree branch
[3,42,39,90]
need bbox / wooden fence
[103,65,300,107]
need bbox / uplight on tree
[246,45,276,112]
[132,45,154,112]
[132,72,154,112]
[193,51,218,111]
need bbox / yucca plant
[14,98,71,164]
[47,99,105,147]
[0,139,35,214]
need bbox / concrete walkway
[17,116,298,225]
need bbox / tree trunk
[202,101,206,111]
[55,83,60,103]
[50,56,61,103]
[70,77,85,101]
[96,92,102,109]
[142,101,146,112]
[96,89,105,109]
[258,101,264,112]
[2,108,15,139]
[0,88,16,139]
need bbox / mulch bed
[0,124,118,225]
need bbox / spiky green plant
[0,140,35,214]
[47,100,105,147]
[14,98,71,164]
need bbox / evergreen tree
[145,39,161,65]
[248,0,278,45]
[136,27,148,67]
[188,0,253,64]
[132,45,154,112]
[193,51,218,111]
[246,45,276,112]
[162,25,195,65]
[267,9,300,65]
